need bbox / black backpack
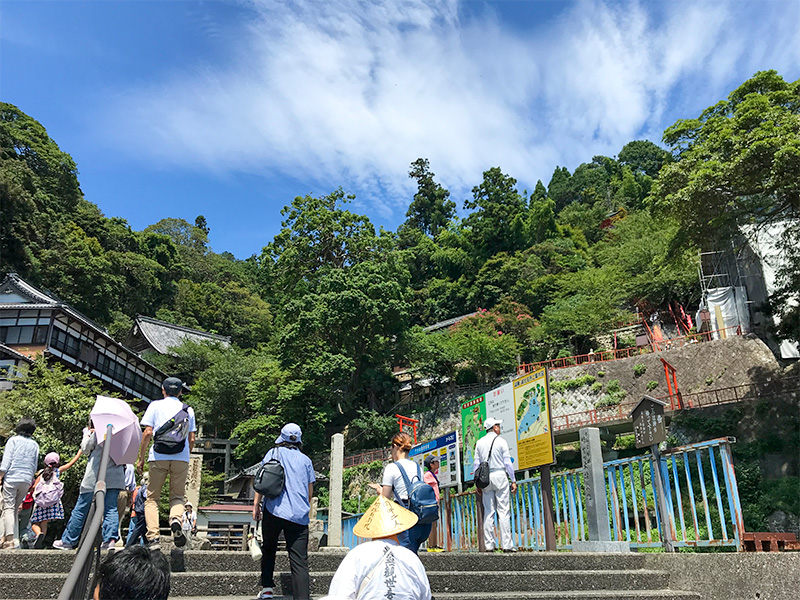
[474,436,498,489]
[253,448,285,499]
[393,461,439,524]
[153,403,191,455]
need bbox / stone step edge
[0,569,671,578]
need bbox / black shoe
[502,548,517,553]
[171,521,186,548]
[33,534,46,550]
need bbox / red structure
[660,358,683,409]
[396,414,419,443]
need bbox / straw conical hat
[352,495,418,539]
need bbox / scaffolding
[698,240,752,334]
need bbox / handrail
[517,325,744,374]
[58,424,113,600]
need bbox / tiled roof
[134,315,231,355]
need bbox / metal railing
[551,376,799,435]
[339,438,744,552]
[58,424,113,600]
[517,325,744,374]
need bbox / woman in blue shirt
[252,423,315,600]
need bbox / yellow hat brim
[352,495,419,539]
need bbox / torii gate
[396,414,419,443]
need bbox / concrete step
[0,569,673,598]
[0,549,651,574]
[132,594,702,600]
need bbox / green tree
[0,360,105,509]
[0,103,83,278]
[618,140,672,178]
[650,70,800,342]
[547,166,574,212]
[463,167,526,256]
[405,158,455,237]
[651,70,799,242]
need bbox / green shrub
[551,374,596,393]
[591,382,603,393]
[646,380,659,391]
[633,363,647,377]
[606,379,622,393]
[596,394,622,408]
[597,371,605,378]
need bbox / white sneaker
[256,588,274,600]
[52,540,75,551]
[100,540,117,551]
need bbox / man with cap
[252,423,315,600]
[319,495,432,600]
[136,377,197,549]
[473,417,517,552]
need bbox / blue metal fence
[339,437,743,551]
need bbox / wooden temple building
[0,272,166,403]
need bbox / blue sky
[2,0,799,258]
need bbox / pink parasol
[90,396,142,465]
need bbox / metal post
[541,465,557,551]
[651,444,674,552]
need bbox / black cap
[424,455,439,468]
[162,377,183,396]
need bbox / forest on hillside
[1,70,798,464]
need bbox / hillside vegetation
[1,70,798,464]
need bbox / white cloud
[99,0,800,219]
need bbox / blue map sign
[409,431,461,488]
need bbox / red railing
[343,448,389,468]
[551,376,798,434]
[518,325,743,375]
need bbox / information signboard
[460,382,520,481]
[512,367,555,469]
[409,431,461,488]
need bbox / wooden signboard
[630,395,667,449]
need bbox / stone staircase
[0,550,701,599]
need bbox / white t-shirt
[322,539,432,600]
[141,397,197,463]
[182,510,197,531]
[382,459,423,501]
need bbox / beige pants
[145,460,188,541]
[2,481,29,546]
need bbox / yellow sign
[512,367,555,469]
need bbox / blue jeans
[397,521,433,554]
[125,515,146,547]
[61,489,121,546]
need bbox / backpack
[133,485,147,516]
[253,448,285,499]
[393,461,439,525]
[474,436,498,490]
[33,474,64,508]
[153,403,191,455]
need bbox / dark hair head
[97,545,170,600]
[15,418,36,436]
[41,465,56,482]
[391,432,413,453]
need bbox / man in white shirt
[136,377,197,549]
[320,495,432,600]
[473,417,517,552]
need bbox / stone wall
[641,553,800,600]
